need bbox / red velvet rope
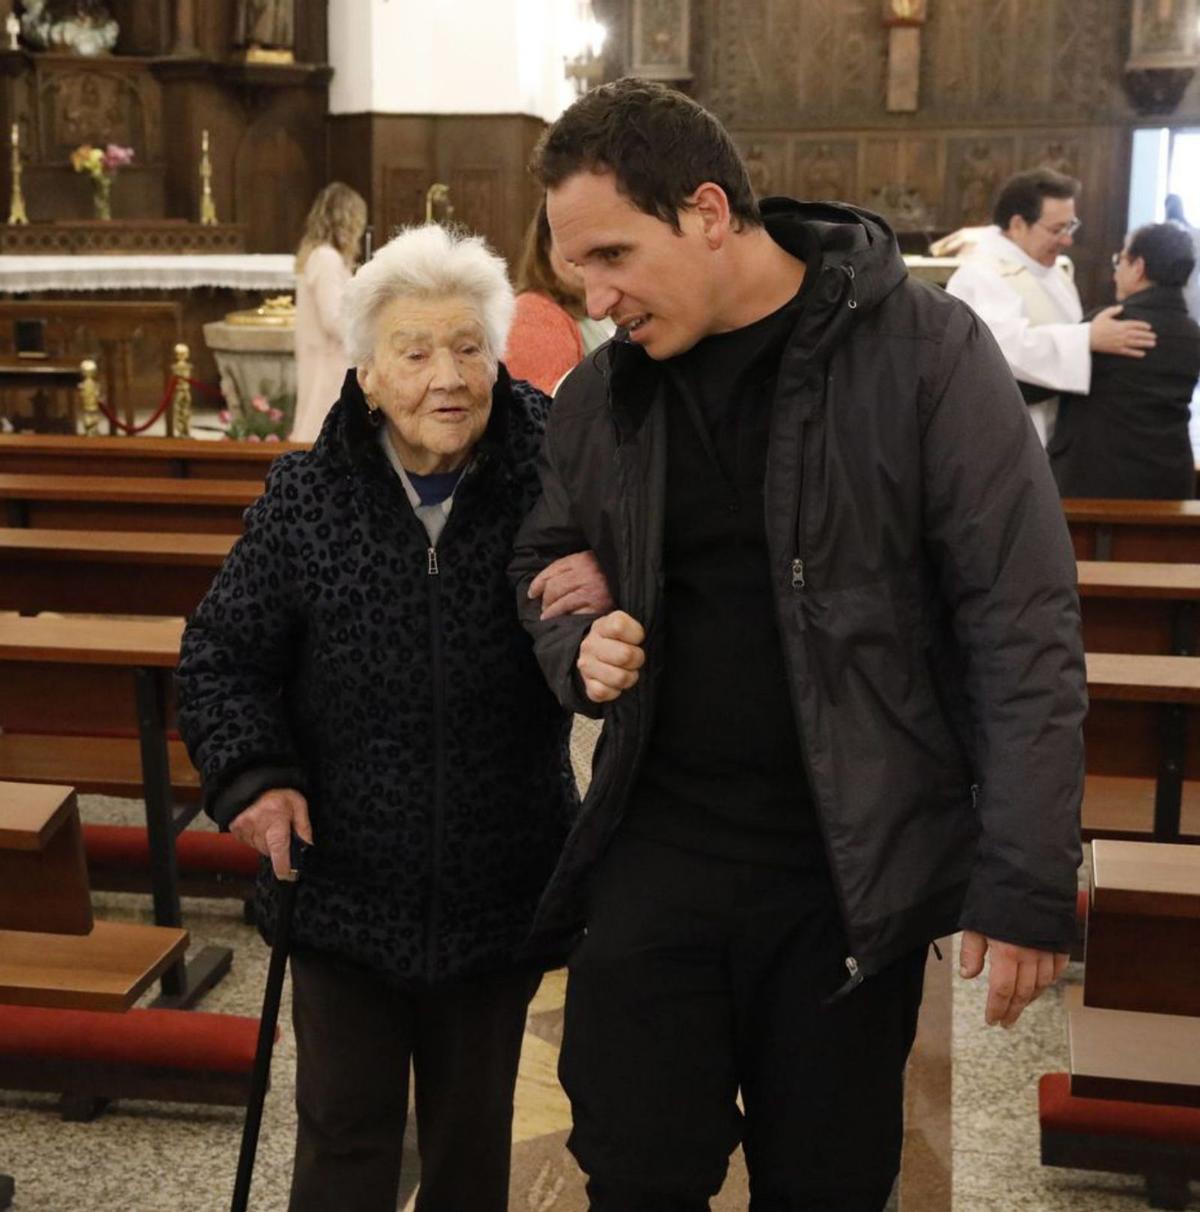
[93,375,223,436]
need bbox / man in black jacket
[1050,221,1200,498]
[512,79,1085,1211]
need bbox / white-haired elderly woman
[176,224,611,1212]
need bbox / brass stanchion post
[78,359,100,436]
[171,343,192,437]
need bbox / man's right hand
[577,610,646,703]
[1089,305,1157,357]
[229,787,313,880]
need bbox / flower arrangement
[70,143,134,220]
[219,391,291,442]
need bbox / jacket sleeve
[509,410,605,719]
[920,303,1086,953]
[175,458,309,829]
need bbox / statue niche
[233,0,295,63]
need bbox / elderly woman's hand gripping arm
[528,550,614,619]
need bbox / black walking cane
[231,834,311,1212]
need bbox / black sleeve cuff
[207,764,309,830]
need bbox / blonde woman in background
[290,182,368,442]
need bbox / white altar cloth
[0,254,296,294]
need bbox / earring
[364,393,382,427]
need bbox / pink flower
[217,409,231,424]
[250,395,270,414]
[267,407,284,421]
[264,433,281,442]
[101,144,134,172]
[246,433,262,442]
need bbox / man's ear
[1132,256,1149,286]
[688,181,732,248]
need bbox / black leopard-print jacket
[175,367,578,988]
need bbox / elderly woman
[176,224,608,1212]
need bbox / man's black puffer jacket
[177,368,578,988]
[511,199,1087,984]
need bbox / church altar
[0,254,295,294]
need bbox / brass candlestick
[8,123,27,225]
[199,129,217,226]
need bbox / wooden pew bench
[1066,499,1200,564]
[0,782,262,1179]
[0,472,258,535]
[0,526,230,615]
[1078,561,1200,656]
[0,433,303,481]
[1084,654,1200,844]
[0,620,231,1007]
[1042,842,1200,1209]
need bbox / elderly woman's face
[357,295,496,474]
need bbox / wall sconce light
[564,0,607,95]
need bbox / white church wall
[328,0,576,122]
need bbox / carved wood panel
[792,139,857,205]
[691,0,1125,126]
[944,137,1015,227]
[860,136,942,230]
[37,62,162,163]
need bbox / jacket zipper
[425,540,446,981]
[781,395,864,997]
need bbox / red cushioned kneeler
[0,1005,274,1109]
[1039,1071,1200,1191]
[83,824,259,900]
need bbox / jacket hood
[760,196,907,320]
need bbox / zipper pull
[427,546,439,576]
[791,558,805,589]
[823,955,865,1006]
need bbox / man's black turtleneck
[625,230,824,868]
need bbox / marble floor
[1,776,1195,1210]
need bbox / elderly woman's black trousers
[287,947,540,1212]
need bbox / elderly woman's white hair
[341,224,515,367]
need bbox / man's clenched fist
[578,610,646,703]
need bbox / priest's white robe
[945,227,1089,446]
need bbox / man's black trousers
[287,947,539,1212]
[560,832,928,1211]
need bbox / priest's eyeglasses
[1110,250,1125,269]
[1036,217,1082,238]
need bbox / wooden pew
[1078,561,1200,656]
[1084,653,1200,844]
[0,472,258,535]
[1041,842,1200,1210]
[0,617,229,1008]
[0,433,304,481]
[0,782,260,1187]
[0,527,230,616]
[1066,499,1200,563]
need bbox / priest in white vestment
[946,169,1156,446]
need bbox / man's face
[1112,242,1147,303]
[1005,196,1078,268]
[547,170,721,359]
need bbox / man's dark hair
[1127,222,1196,287]
[992,168,1081,230]
[530,77,762,233]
